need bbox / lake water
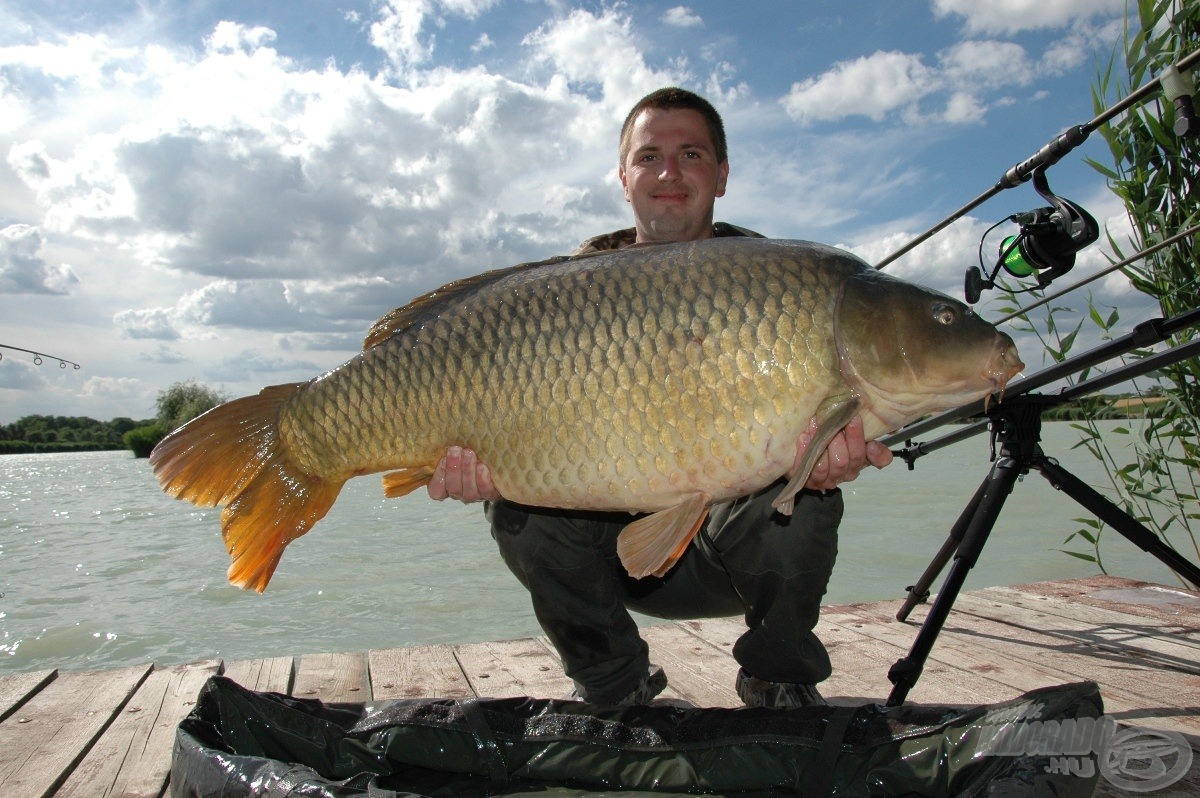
[1,420,1194,675]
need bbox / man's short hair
[618,87,728,166]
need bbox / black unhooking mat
[172,676,1103,797]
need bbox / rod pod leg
[886,454,1024,707]
[1037,457,1200,589]
[895,478,992,622]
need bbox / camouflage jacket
[571,222,765,256]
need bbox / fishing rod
[0,343,82,370]
[873,47,1200,273]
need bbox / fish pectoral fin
[772,395,862,515]
[616,493,710,579]
[382,466,437,498]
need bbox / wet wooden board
[0,575,1195,796]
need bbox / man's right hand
[427,445,501,503]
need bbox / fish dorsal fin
[362,254,576,351]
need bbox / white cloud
[371,0,437,76]
[79,375,144,407]
[206,348,323,383]
[847,216,990,296]
[207,20,278,53]
[933,0,1127,34]
[113,306,182,340]
[0,359,48,390]
[4,18,635,351]
[438,0,501,18]
[664,7,703,28]
[782,51,935,124]
[939,40,1033,88]
[370,0,502,79]
[522,7,682,115]
[781,28,1107,128]
[0,224,78,294]
[940,91,987,124]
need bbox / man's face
[619,107,729,244]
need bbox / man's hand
[802,416,893,492]
[427,445,500,503]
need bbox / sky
[0,0,1168,423]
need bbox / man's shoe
[569,664,669,706]
[735,668,828,708]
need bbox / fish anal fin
[772,395,862,514]
[616,493,710,579]
[382,466,436,498]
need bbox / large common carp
[151,238,1023,592]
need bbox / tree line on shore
[1,380,227,456]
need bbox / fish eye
[932,303,958,326]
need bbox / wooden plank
[0,664,150,798]
[53,660,220,798]
[972,584,1200,651]
[680,614,1009,707]
[221,656,294,694]
[291,652,368,704]
[890,601,1200,737]
[819,614,1018,706]
[1009,575,1200,626]
[675,617,739,651]
[845,591,1196,704]
[639,624,739,707]
[0,669,56,723]
[950,592,1200,681]
[456,638,559,698]
[368,644,471,701]
[825,602,1200,732]
[454,637,572,700]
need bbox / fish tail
[150,383,345,593]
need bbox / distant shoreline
[0,442,132,455]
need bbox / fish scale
[151,237,1022,592]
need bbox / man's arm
[427,417,892,503]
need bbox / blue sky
[0,0,1157,422]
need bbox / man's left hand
[803,416,893,492]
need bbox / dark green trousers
[488,482,841,704]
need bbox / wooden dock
[1,574,1197,796]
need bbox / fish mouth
[983,335,1025,408]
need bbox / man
[430,88,892,707]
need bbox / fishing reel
[965,168,1098,304]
